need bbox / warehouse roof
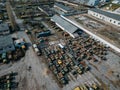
[55,3,72,12]
[90,8,120,21]
[0,23,9,32]
[0,35,14,48]
[51,15,78,34]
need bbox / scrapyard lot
[1,16,119,90]
[24,18,120,90]
[2,2,119,90]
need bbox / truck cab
[33,44,41,56]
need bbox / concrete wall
[88,10,120,26]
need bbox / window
[114,21,116,23]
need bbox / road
[0,30,61,90]
[13,31,61,90]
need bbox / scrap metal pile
[44,43,90,85]
[0,72,18,90]
[0,49,25,64]
[66,33,108,62]
[43,32,109,85]
[0,38,27,64]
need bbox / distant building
[0,23,10,35]
[87,0,99,6]
[10,0,55,7]
[69,0,110,6]
[54,3,80,16]
[112,0,120,4]
[88,8,120,26]
[100,0,110,2]
[72,0,89,5]
[0,35,15,54]
[54,3,72,13]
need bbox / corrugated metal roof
[0,35,14,48]
[90,8,120,21]
[51,15,78,34]
[0,23,9,32]
[0,35,15,54]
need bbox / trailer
[33,44,41,56]
[37,30,51,38]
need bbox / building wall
[88,10,120,26]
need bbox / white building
[87,0,99,6]
[88,8,120,26]
[112,0,120,4]
[100,0,110,2]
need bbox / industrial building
[54,2,80,16]
[87,0,99,6]
[0,35,15,54]
[9,0,55,7]
[38,6,54,17]
[67,0,110,6]
[0,23,10,35]
[51,15,79,38]
[87,0,109,6]
[88,8,120,26]
[54,3,72,13]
